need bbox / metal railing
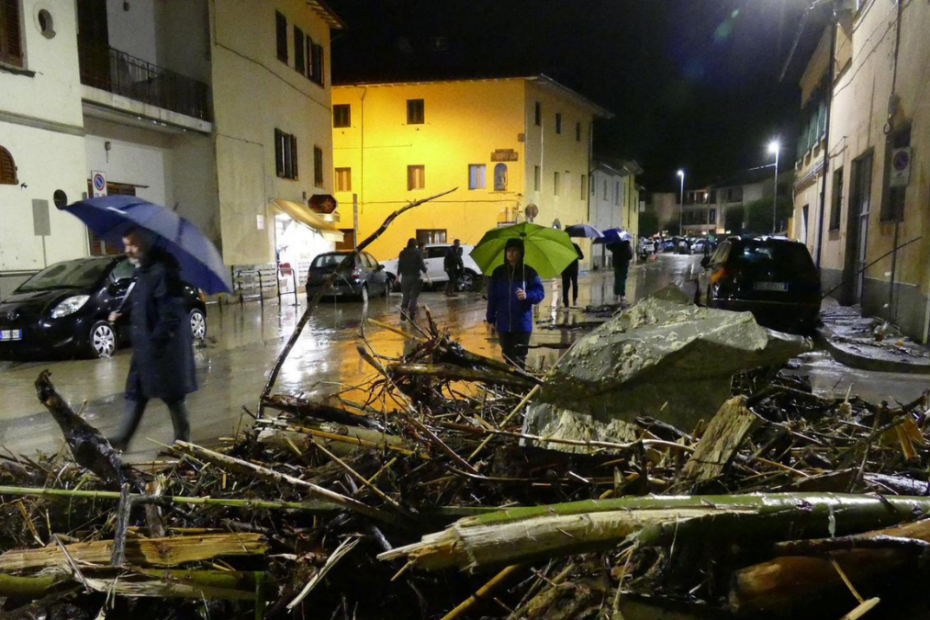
[78,40,212,122]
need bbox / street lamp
[677,169,685,236]
[768,140,780,235]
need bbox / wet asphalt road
[1,254,926,460]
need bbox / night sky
[326,0,824,191]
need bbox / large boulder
[524,294,811,447]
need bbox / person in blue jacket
[486,238,545,368]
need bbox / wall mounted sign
[491,149,519,162]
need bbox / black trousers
[445,267,459,294]
[500,331,531,368]
[111,396,190,450]
[561,270,579,306]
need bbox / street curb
[815,325,930,375]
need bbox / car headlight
[50,295,90,318]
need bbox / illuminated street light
[677,170,685,236]
[768,140,780,235]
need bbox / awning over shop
[272,199,344,242]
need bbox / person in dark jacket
[397,238,430,322]
[561,242,584,307]
[607,236,634,305]
[444,239,463,296]
[486,238,545,368]
[107,229,196,451]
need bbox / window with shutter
[333,104,351,128]
[275,11,287,64]
[407,99,424,124]
[275,130,298,180]
[311,43,324,86]
[314,147,323,187]
[0,0,24,68]
[0,146,16,184]
[294,26,305,75]
[274,130,284,177]
[290,136,298,180]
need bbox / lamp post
[677,170,685,236]
[768,140,780,235]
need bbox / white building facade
[0,0,342,300]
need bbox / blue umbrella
[593,228,630,245]
[64,196,233,294]
[565,224,604,239]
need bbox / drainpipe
[886,0,904,322]
[814,16,837,270]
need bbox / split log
[379,494,930,571]
[0,533,267,571]
[256,422,417,458]
[34,370,138,489]
[729,517,930,614]
[173,441,397,524]
[682,396,759,483]
[387,362,538,390]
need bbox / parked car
[0,256,207,360]
[691,239,712,255]
[381,244,482,291]
[696,236,821,333]
[661,239,677,253]
[305,251,390,302]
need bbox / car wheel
[382,280,391,298]
[387,274,398,292]
[457,270,477,292]
[360,284,369,304]
[190,308,207,341]
[88,321,118,359]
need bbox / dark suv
[305,251,390,303]
[696,237,821,333]
[0,256,207,360]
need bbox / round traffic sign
[893,149,910,171]
[92,173,106,191]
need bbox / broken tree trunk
[260,395,383,430]
[379,493,930,571]
[0,533,267,571]
[259,188,457,416]
[729,517,930,614]
[34,370,138,489]
[682,396,759,483]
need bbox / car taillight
[710,268,728,285]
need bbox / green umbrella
[470,222,578,280]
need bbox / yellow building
[331,75,612,269]
[793,1,930,340]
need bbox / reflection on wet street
[1,254,923,459]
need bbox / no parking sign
[91,171,107,197]
[890,147,911,188]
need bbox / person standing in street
[397,238,430,322]
[486,239,545,368]
[560,242,584,307]
[607,235,634,306]
[108,229,196,451]
[444,239,463,296]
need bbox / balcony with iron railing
[78,40,212,123]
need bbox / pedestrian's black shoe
[400,313,407,322]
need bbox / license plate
[754,282,788,292]
[0,329,22,341]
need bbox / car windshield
[736,242,815,272]
[17,260,111,292]
[311,253,351,268]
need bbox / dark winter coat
[486,262,545,333]
[444,246,463,271]
[607,240,633,270]
[125,247,197,402]
[562,243,585,276]
[398,247,427,280]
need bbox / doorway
[843,152,873,305]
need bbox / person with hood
[397,238,429,322]
[560,242,584,307]
[486,238,545,368]
[606,234,634,305]
[107,229,196,451]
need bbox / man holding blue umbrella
[62,195,231,451]
[107,229,196,451]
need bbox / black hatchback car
[696,236,821,333]
[0,256,207,360]
[305,251,390,303]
